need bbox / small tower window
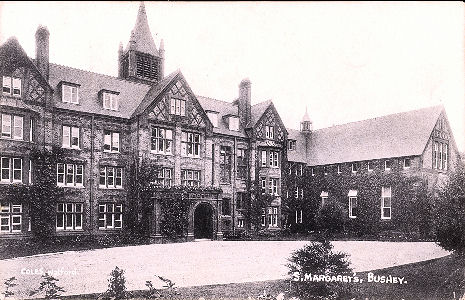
[136,54,158,81]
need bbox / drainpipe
[232,137,237,235]
[89,115,95,236]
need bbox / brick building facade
[0,3,461,241]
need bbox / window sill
[99,186,124,190]
[57,185,85,189]
[98,228,122,231]
[62,146,81,150]
[0,181,24,185]
[150,151,173,156]
[103,150,121,154]
[0,137,25,141]
[56,229,84,232]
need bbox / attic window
[170,98,186,116]
[61,83,79,104]
[288,140,296,151]
[2,76,21,97]
[265,126,274,139]
[103,92,119,111]
[207,111,218,128]
[229,116,239,131]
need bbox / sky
[1,1,464,152]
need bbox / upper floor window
[267,207,278,227]
[181,131,200,157]
[300,164,303,176]
[62,84,79,104]
[311,168,315,176]
[348,190,358,218]
[170,98,186,116]
[151,127,172,155]
[1,157,22,183]
[295,210,303,224]
[324,166,328,176]
[367,161,374,172]
[433,141,448,171]
[351,162,359,173]
[229,116,239,131]
[0,203,22,233]
[220,146,232,184]
[237,148,247,179]
[207,112,218,127]
[222,198,231,216]
[103,92,119,111]
[384,160,391,171]
[260,177,266,194]
[181,169,200,187]
[57,163,83,187]
[337,164,342,174]
[320,191,328,207]
[99,166,123,189]
[403,158,411,169]
[268,178,279,195]
[265,126,274,139]
[154,168,172,187]
[1,114,23,140]
[236,192,245,209]
[288,140,296,151]
[261,150,267,167]
[2,76,21,97]
[104,130,120,153]
[62,126,80,149]
[269,151,279,168]
[381,187,392,220]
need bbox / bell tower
[300,107,313,134]
[118,2,164,84]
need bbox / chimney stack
[35,25,50,80]
[239,78,252,128]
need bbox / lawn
[59,253,465,300]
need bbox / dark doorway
[194,203,213,239]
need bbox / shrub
[2,277,17,298]
[433,164,465,253]
[315,200,345,235]
[287,240,354,300]
[29,273,65,299]
[106,266,127,300]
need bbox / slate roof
[287,128,308,163]
[124,3,159,57]
[306,105,444,166]
[48,63,151,119]
[197,96,247,137]
[250,100,272,127]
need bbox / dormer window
[2,76,21,97]
[103,92,119,111]
[207,111,218,128]
[61,83,79,104]
[170,98,186,116]
[229,116,239,131]
[265,126,274,139]
[288,140,296,151]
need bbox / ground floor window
[237,219,244,228]
[261,208,266,227]
[268,207,278,228]
[295,210,303,224]
[381,186,392,219]
[99,203,122,229]
[348,190,358,218]
[154,167,172,187]
[56,203,83,230]
[320,191,328,207]
[0,203,22,233]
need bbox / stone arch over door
[193,202,215,239]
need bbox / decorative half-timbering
[254,105,287,142]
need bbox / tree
[433,164,465,253]
[243,181,275,232]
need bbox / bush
[287,240,354,300]
[315,200,346,235]
[29,274,65,299]
[106,266,127,300]
[434,164,465,253]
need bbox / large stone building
[0,4,461,241]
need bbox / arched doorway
[194,203,213,239]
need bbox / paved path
[0,241,450,298]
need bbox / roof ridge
[314,104,443,132]
[252,99,272,107]
[49,62,152,86]
[196,95,234,104]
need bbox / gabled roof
[124,2,159,57]
[0,37,53,91]
[307,105,444,166]
[287,128,308,163]
[131,70,180,117]
[49,63,151,119]
[197,96,247,137]
[250,99,272,127]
